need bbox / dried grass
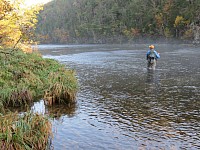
[0,112,52,150]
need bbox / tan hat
[149,45,154,49]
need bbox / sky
[24,0,52,6]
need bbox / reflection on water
[38,44,200,149]
[31,100,45,114]
[146,69,156,83]
[145,69,161,98]
[46,104,77,119]
[30,100,77,119]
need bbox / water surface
[38,44,200,149]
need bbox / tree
[0,0,42,50]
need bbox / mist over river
[37,44,200,150]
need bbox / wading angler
[146,45,160,70]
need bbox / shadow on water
[37,44,200,149]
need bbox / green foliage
[35,0,200,43]
[0,49,78,107]
[164,27,172,38]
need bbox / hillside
[35,0,200,44]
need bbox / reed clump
[0,49,78,107]
[44,71,77,106]
[0,112,52,150]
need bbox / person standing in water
[146,45,160,70]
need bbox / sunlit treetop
[0,0,43,49]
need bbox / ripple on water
[39,44,200,149]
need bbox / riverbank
[0,48,78,148]
[0,49,78,108]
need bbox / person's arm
[154,51,160,59]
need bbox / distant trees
[35,0,200,44]
[0,0,42,50]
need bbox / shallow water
[37,44,200,149]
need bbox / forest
[35,0,200,44]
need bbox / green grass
[0,48,78,149]
[0,49,78,107]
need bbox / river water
[37,44,200,150]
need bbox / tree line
[35,0,200,44]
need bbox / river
[37,44,200,150]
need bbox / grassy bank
[0,48,78,149]
[0,49,78,107]
[0,112,52,150]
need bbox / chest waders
[147,50,157,69]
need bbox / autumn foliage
[0,0,42,50]
[36,0,200,44]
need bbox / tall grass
[0,49,78,107]
[0,48,78,148]
[0,112,52,150]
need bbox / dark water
[37,44,200,150]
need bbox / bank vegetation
[0,0,78,149]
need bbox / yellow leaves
[174,16,184,27]
[155,13,163,27]
[0,0,43,48]
[174,16,190,28]
[32,18,38,24]
[0,0,12,15]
